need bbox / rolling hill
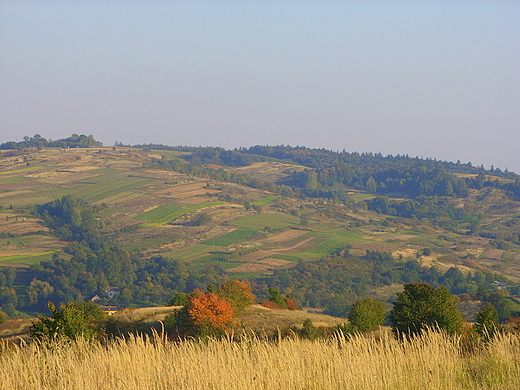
[1,138,520,321]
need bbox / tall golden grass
[1,330,519,390]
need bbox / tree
[389,282,463,338]
[30,301,107,342]
[474,302,500,341]
[347,297,386,333]
[366,177,377,193]
[217,280,255,314]
[165,289,234,338]
[268,287,288,308]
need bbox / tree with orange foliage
[165,289,234,338]
[217,280,255,314]
[188,289,234,328]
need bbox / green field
[0,250,59,265]
[230,213,300,229]
[271,254,301,262]
[186,255,241,272]
[163,244,214,261]
[0,176,28,183]
[134,204,184,221]
[68,174,157,203]
[0,165,43,175]
[251,195,278,206]
[139,201,227,227]
[201,228,258,247]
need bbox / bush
[30,301,107,342]
[0,309,8,324]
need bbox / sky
[1,1,519,172]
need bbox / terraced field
[2,146,520,286]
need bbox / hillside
[1,139,520,320]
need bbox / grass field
[2,331,520,390]
[0,250,59,265]
[251,195,278,206]
[138,201,227,227]
[0,177,28,184]
[230,213,300,229]
[187,255,241,272]
[133,204,184,221]
[68,175,157,203]
[201,228,258,247]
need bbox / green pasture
[99,191,143,206]
[152,149,192,158]
[163,244,213,261]
[0,250,59,265]
[230,213,300,229]
[251,196,278,206]
[271,254,300,262]
[139,201,226,227]
[349,193,373,201]
[185,255,240,273]
[134,204,183,221]
[0,165,43,175]
[68,175,157,203]
[0,176,28,183]
[201,228,258,247]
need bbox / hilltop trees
[389,282,463,338]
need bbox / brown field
[226,258,292,273]
[240,304,346,334]
[261,228,308,243]
[230,161,306,182]
[0,220,48,235]
[229,236,317,265]
[481,249,505,260]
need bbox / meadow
[1,331,520,390]
[138,201,226,227]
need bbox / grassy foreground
[1,331,520,390]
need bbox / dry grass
[1,331,520,390]
[239,305,346,335]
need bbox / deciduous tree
[347,297,386,333]
[217,280,255,314]
[389,282,463,338]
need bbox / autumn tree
[165,289,234,338]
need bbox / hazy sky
[1,1,519,172]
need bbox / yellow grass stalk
[1,330,520,390]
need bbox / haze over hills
[1,134,520,322]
